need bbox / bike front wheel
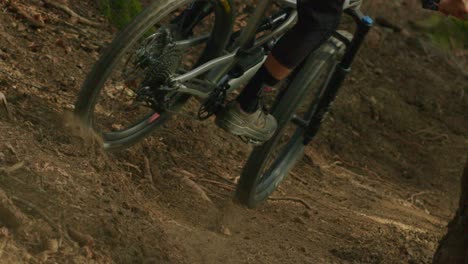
[236,33,350,208]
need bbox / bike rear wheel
[236,33,350,208]
[74,0,232,150]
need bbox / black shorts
[272,0,345,68]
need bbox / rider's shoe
[215,102,277,143]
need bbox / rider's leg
[236,0,345,113]
[217,0,344,142]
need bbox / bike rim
[90,1,217,145]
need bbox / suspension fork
[303,9,374,144]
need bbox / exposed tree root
[11,196,73,244]
[7,2,45,28]
[0,236,8,260]
[143,156,154,184]
[412,127,450,144]
[0,190,27,229]
[42,0,100,27]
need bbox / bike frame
[173,0,298,93]
[170,0,373,144]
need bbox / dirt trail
[0,0,467,263]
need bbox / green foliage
[97,0,142,29]
[418,15,468,50]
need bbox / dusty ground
[0,0,467,263]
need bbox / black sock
[236,66,279,113]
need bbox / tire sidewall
[237,38,345,208]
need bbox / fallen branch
[195,178,235,191]
[0,161,25,176]
[61,21,92,36]
[42,0,100,27]
[170,153,236,184]
[172,168,235,191]
[333,158,384,182]
[180,176,214,205]
[289,171,309,185]
[210,171,236,185]
[143,156,153,184]
[0,92,11,120]
[67,227,94,247]
[269,196,312,210]
[177,169,196,179]
[4,143,18,159]
[203,187,230,199]
[119,161,141,174]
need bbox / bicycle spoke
[90,1,217,136]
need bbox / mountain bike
[74,0,374,208]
